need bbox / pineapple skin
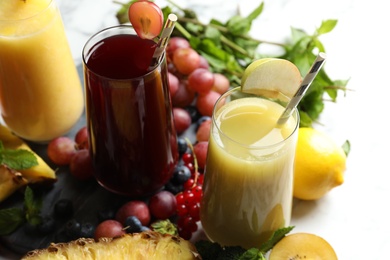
[0,164,28,202]
[22,231,202,260]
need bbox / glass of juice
[0,0,84,142]
[200,87,299,249]
[82,25,178,197]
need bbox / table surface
[2,0,390,259]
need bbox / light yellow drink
[0,0,84,142]
[200,88,299,249]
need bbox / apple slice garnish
[241,58,302,98]
[128,1,164,40]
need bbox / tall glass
[0,0,84,142]
[82,25,178,197]
[200,87,299,249]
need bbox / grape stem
[184,138,199,188]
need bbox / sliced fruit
[269,232,338,260]
[0,165,28,202]
[22,231,201,260]
[0,124,56,184]
[128,1,163,39]
[241,58,302,98]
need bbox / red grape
[115,201,151,226]
[196,90,221,117]
[193,141,208,170]
[168,72,179,97]
[196,119,211,142]
[47,137,77,166]
[187,68,215,95]
[128,1,163,39]
[75,126,89,150]
[167,37,190,58]
[94,220,125,240]
[148,191,177,220]
[69,149,94,180]
[171,82,196,108]
[198,56,209,70]
[173,107,192,134]
[212,73,230,94]
[172,48,200,75]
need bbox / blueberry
[165,182,183,194]
[54,199,73,219]
[79,222,95,238]
[177,137,188,156]
[37,215,56,234]
[65,219,81,239]
[124,216,143,233]
[140,226,150,232]
[97,208,116,222]
[171,165,191,185]
[185,105,201,123]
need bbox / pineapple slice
[0,164,28,202]
[0,124,56,184]
[22,231,201,260]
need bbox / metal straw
[150,13,177,67]
[277,52,327,125]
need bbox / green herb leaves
[0,186,42,235]
[0,141,38,170]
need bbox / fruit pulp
[84,32,178,197]
[0,0,84,142]
[200,94,298,249]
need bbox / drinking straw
[277,52,327,125]
[150,13,177,67]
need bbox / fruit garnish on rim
[241,58,302,98]
[128,0,163,40]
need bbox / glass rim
[0,0,54,22]
[82,24,164,81]
[212,86,300,150]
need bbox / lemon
[241,58,302,98]
[293,127,346,200]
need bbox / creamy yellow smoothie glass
[0,0,84,142]
[200,87,299,249]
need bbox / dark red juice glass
[82,25,178,197]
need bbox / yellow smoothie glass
[0,0,84,142]
[200,87,299,249]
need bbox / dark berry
[79,222,95,238]
[140,226,150,232]
[37,215,56,234]
[165,182,183,194]
[97,208,116,222]
[124,216,143,233]
[54,199,73,219]
[172,165,191,185]
[177,137,188,156]
[185,105,201,123]
[65,219,81,239]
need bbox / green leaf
[0,148,38,170]
[246,2,264,22]
[0,208,25,235]
[342,140,351,156]
[260,226,295,253]
[24,186,42,225]
[317,19,338,35]
[239,248,266,260]
[226,15,252,35]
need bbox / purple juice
[83,31,178,197]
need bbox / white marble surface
[2,0,390,259]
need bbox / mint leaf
[0,148,38,170]
[260,226,294,253]
[0,208,25,235]
[24,186,42,225]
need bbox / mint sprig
[0,186,42,235]
[0,141,38,170]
